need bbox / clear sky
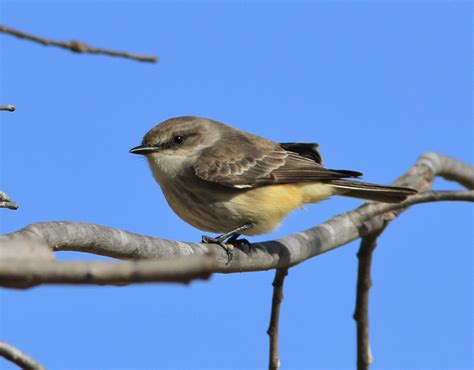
[0,1,472,369]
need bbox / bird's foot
[201,235,235,264]
[201,223,255,265]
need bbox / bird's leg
[218,222,255,242]
[201,223,255,263]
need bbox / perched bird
[130,116,416,259]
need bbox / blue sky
[0,1,472,369]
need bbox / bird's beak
[129,145,160,155]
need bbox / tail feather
[329,180,417,203]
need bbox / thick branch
[1,153,473,275]
[0,191,19,210]
[0,340,45,370]
[0,24,157,63]
[267,268,289,370]
[0,255,215,289]
[0,104,15,112]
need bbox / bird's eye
[173,136,184,144]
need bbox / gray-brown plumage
[130,116,416,236]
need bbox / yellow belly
[162,181,336,235]
[225,182,335,235]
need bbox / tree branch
[348,164,474,370]
[359,190,474,224]
[0,104,15,112]
[0,340,45,370]
[0,24,158,63]
[0,255,215,289]
[0,191,19,210]
[0,151,472,370]
[267,268,289,370]
[1,153,472,276]
[353,229,385,370]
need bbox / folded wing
[193,136,361,189]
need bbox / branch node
[68,40,89,53]
[0,24,158,63]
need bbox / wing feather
[193,134,361,188]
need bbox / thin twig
[0,340,45,370]
[0,24,158,63]
[0,104,15,111]
[0,191,19,210]
[267,268,289,370]
[0,255,215,289]
[359,190,474,224]
[353,229,385,370]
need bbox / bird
[130,116,416,260]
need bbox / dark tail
[329,180,417,203]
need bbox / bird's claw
[201,223,256,265]
[201,235,234,264]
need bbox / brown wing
[193,133,361,189]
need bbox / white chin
[147,153,188,182]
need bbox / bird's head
[130,116,222,182]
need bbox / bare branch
[360,190,474,224]
[419,152,474,190]
[0,24,158,63]
[267,268,289,370]
[0,191,19,210]
[349,175,474,370]
[0,255,215,289]
[0,104,15,112]
[0,340,45,370]
[348,191,474,370]
[353,230,385,370]
[1,153,472,275]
